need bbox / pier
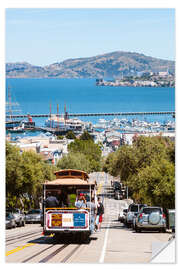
[6,111,175,119]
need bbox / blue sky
[6,8,175,66]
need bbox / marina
[5,78,175,140]
[6,111,175,137]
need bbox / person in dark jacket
[45,192,59,208]
[96,197,104,231]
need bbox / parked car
[125,204,147,228]
[132,204,148,229]
[25,209,42,224]
[6,212,16,229]
[113,181,121,191]
[118,208,128,223]
[135,206,166,233]
[165,209,175,232]
[115,190,123,200]
[6,208,25,227]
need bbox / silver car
[25,209,42,224]
[135,206,166,233]
[125,204,147,228]
[6,208,25,227]
[12,208,26,227]
[118,208,128,223]
[6,212,16,229]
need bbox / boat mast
[7,85,12,120]
[50,103,52,128]
[57,104,59,129]
[64,103,66,126]
[6,85,21,122]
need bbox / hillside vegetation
[6,51,175,78]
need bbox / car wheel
[136,227,141,233]
[160,228,166,233]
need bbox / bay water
[6,78,175,128]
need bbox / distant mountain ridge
[6,51,175,78]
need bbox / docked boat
[7,125,25,133]
[45,114,85,132]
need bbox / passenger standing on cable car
[45,192,59,208]
[86,197,97,234]
[75,193,87,208]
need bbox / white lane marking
[99,220,110,263]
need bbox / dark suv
[113,181,121,191]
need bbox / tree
[66,131,76,140]
[103,145,138,180]
[57,135,64,140]
[6,142,55,209]
[6,142,24,202]
[128,159,175,208]
[20,150,55,208]
[57,152,91,173]
[103,136,175,208]
[79,130,93,141]
[68,139,102,171]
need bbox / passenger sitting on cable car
[57,189,69,207]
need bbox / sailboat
[6,85,35,132]
[6,85,23,131]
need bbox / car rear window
[143,208,162,214]
[6,212,12,218]
[114,182,120,187]
[13,209,20,213]
[130,205,139,212]
[139,204,146,209]
[27,210,41,214]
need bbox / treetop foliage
[6,142,55,209]
[57,132,102,172]
[103,135,175,209]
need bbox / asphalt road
[5,172,172,263]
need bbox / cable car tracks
[22,243,81,263]
[6,228,83,263]
[6,229,43,246]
